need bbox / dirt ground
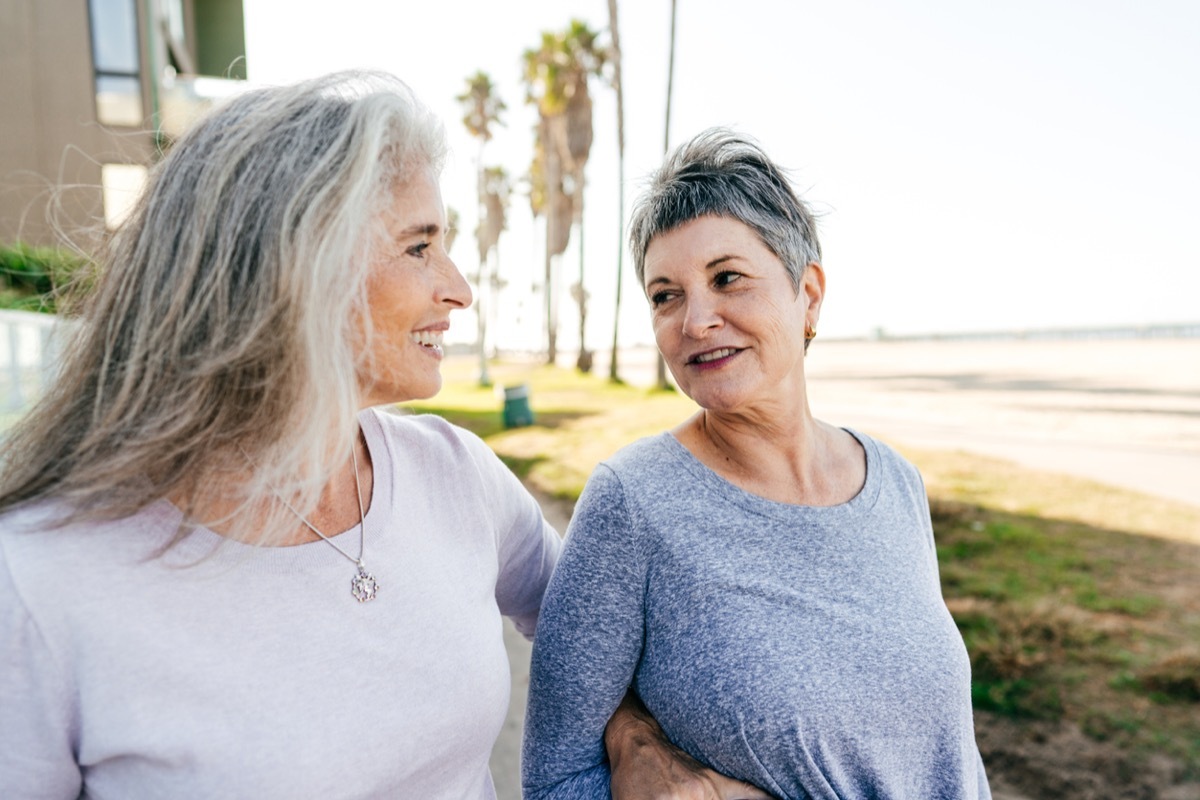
[978,711,1199,800]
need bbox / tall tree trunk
[607,0,626,383]
[655,0,678,390]
[489,245,500,358]
[475,139,491,386]
[575,187,592,372]
[545,225,556,365]
[543,123,563,366]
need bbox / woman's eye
[649,290,674,307]
[714,270,741,287]
[407,242,430,258]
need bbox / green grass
[405,357,699,500]
[0,242,88,313]
[407,356,1200,775]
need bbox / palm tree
[523,112,570,365]
[606,0,626,383]
[477,165,510,361]
[523,21,606,368]
[456,71,506,385]
[445,206,460,253]
[653,0,679,391]
[457,70,506,145]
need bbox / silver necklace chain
[271,442,379,603]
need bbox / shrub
[0,243,87,313]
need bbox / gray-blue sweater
[522,430,991,799]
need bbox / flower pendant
[351,563,378,603]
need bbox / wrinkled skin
[606,693,776,800]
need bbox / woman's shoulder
[0,500,179,614]
[844,427,916,472]
[574,433,687,515]
[1,499,178,546]
[362,407,513,492]
[365,407,490,457]
[601,432,678,475]
[843,427,927,500]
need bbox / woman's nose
[681,295,722,338]
[439,255,473,309]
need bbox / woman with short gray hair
[524,129,992,798]
[0,71,695,798]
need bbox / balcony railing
[158,73,253,139]
[0,310,69,423]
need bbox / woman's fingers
[710,772,777,800]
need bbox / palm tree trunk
[489,245,500,358]
[545,223,556,365]
[607,0,626,383]
[655,0,678,390]
[545,141,561,366]
[476,139,491,386]
[576,190,592,372]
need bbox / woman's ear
[802,261,826,324]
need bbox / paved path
[489,619,533,800]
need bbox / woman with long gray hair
[0,71,707,798]
[523,129,992,798]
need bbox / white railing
[0,309,65,416]
[159,74,254,138]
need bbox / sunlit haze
[243,0,1200,347]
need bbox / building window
[89,0,144,127]
[101,164,148,229]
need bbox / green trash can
[502,383,534,428]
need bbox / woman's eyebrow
[397,222,440,238]
[645,254,739,287]
[705,254,737,270]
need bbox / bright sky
[243,0,1200,347]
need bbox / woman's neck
[674,408,864,507]
[175,429,375,546]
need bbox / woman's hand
[605,692,776,800]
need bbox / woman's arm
[521,465,774,799]
[456,424,563,638]
[521,465,645,798]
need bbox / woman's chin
[362,375,442,407]
[683,382,748,413]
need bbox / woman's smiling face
[360,168,471,406]
[643,214,823,413]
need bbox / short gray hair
[0,70,445,545]
[628,128,821,292]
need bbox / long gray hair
[628,128,822,292]
[0,71,445,545]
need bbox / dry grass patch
[931,499,1200,773]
